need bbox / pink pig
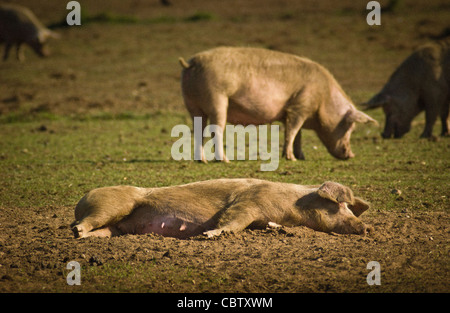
[179,47,377,162]
[71,179,372,239]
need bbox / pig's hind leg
[72,219,121,238]
[202,93,230,162]
[71,220,94,238]
[3,42,12,61]
[71,215,111,238]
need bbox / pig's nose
[336,150,354,160]
[359,224,373,236]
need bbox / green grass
[1,110,448,213]
[78,261,231,292]
[49,10,215,29]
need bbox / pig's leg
[283,112,306,161]
[82,226,121,238]
[204,204,261,237]
[191,111,208,163]
[421,88,443,138]
[293,129,305,160]
[421,107,438,138]
[440,102,449,136]
[207,94,229,163]
[72,215,108,238]
[16,44,24,62]
[3,42,12,61]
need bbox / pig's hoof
[267,222,282,229]
[284,151,297,161]
[286,156,297,161]
[364,224,374,235]
[420,131,432,138]
[72,225,85,238]
[203,229,223,238]
[294,152,305,160]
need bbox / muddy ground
[0,205,448,292]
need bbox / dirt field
[0,205,448,292]
[0,0,449,294]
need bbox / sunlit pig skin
[179,47,378,162]
[71,179,372,239]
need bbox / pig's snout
[355,223,372,236]
[332,147,355,160]
[333,217,371,235]
[345,150,355,159]
[350,220,374,235]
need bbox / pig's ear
[317,182,355,205]
[348,197,370,217]
[345,109,379,126]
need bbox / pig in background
[363,39,450,139]
[0,3,59,61]
[179,47,378,162]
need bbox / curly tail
[178,57,190,69]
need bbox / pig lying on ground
[0,3,59,61]
[71,179,372,239]
[179,47,377,162]
[363,39,450,138]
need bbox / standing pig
[363,39,450,138]
[0,3,59,61]
[179,47,377,162]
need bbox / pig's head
[300,182,371,235]
[317,108,378,160]
[29,29,59,58]
[363,92,420,138]
[29,37,48,57]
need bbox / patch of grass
[81,261,230,292]
[184,11,216,22]
[49,10,214,28]
[0,110,448,214]
[87,12,140,24]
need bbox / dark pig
[364,39,450,138]
[0,3,59,61]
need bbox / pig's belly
[132,215,204,239]
[227,86,288,125]
[227,100,285,125]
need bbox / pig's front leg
[293,129,305,160]
[16,43,25,62]
[203,204,261,237]
[283,108,307,161]
[3,42,12,61]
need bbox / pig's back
[182,47,332,124]
[0,4,44,39]
[189,47,319,82]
